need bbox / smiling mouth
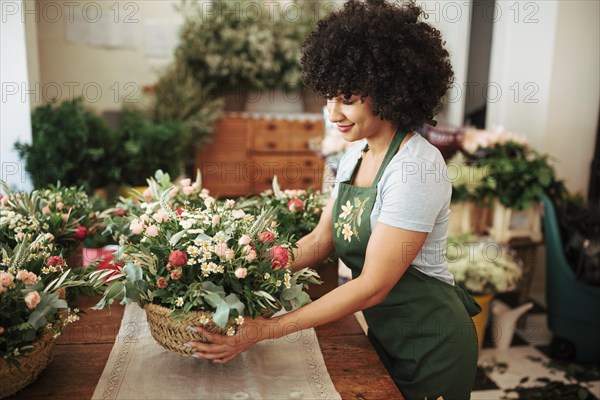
[337,124,354,132]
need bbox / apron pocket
[454,284,482,317]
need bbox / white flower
[231,209,246,219]
[180,219,194,229]
[199,314,210,325]
[339,201,353,219]
[342,224,353,242]
[225,199,236,209]
[226,326,236,336]
[176,297,184,307]
[235,316,244,325]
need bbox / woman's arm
[288,197,335,272]
[189,221,427,363]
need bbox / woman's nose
[327,100,344,123]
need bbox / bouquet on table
[0,181,93,262]
[0,234,89,397]
[90,192,321,355]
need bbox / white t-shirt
[332,133,455,285]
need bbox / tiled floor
[471,292,600,399]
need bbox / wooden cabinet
[195,113,324,197]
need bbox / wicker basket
[144,303,233,356]
[0,329,58,399]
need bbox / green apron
[332,130,482,400]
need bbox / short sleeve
[330,143,363,199]
[377,158,451,233]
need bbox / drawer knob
[302,177,313,185]
[267,142,277,149]
[267,123,277,130]
[304,123,314,130]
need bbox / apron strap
[371,130,408,187]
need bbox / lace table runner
[92,304,341,400]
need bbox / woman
[188,1,481,398]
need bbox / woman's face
[326,94,393,142]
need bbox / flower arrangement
[176,0,319,92]
[238,176,328,242]
[0,181,92,258]
[90,192,320,339]
[451,128,564,210]
[446,234,522,295]
[0,234,86,367]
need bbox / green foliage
[118,108,184,186]
[14,99,121,192]
[458,141,567,210]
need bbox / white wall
[487,0,599,197]
[419,0,473,126]
[1,0,33,191]
[34,0,184,113]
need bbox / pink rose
[170,269,182,280]
[16,232,25,241]
[183,186,194,196]
[56,202,64,210]
[0,326,4,334]
[245,249,257,262]
[145,225,159,237]
[0,196,8,206]
[179,178,192,187]
[169,186,179,197]
[238,235,251,246]
[268,246,289,270]
[46,256,63,266]
[143,188,153,201]
[0,272,14,287]
[157,277,168,288]
[153,209,169,223]
[234,268,247,279]
[62,213,69,222]
[225,249,235,261]
[212,215,220,225]
[24,291,41,309]
[287,198,304,212]
[258,231,275,243]
[231,209,246,219]
[204,197,215,208]
[168,250,187,267]
[130,220,144,235]
[73,226,88,240]
[42,206,51,215]
[214,243,228,257]
[16,270,38,285]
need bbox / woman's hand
[186,317,269,364]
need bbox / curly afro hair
[301,0,454,132]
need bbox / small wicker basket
[144,303,231,356]
[0,329,58,399]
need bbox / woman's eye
[341,99,355,105]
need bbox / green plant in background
[14,99,121,192]
[447,152,486,204]
[142,61,223,177]
[118,108,184,186]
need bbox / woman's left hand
[187,317,268,364]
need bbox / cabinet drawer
[252,120,289,151]
[284,156,323,189]
[288,121,324,152]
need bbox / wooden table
[8,295,403,400]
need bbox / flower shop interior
[1,0,599,399]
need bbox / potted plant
[118,108,184,188]
[0,235,89,397]
[141,60,223,178]
[446,234,523,351]
[176,0,324,112]
[89,194,321,355]
[456,128,566,243]
[14,98,121,193]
